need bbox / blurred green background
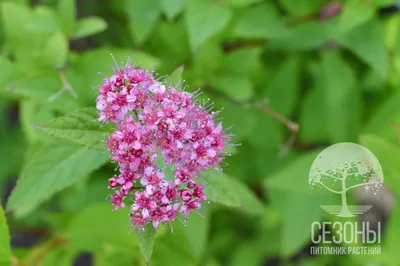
[1,0,400,265]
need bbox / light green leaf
[36,107,108,151]
[233,3,289,39]
[126,0,160,44]
[204,173,241,207]
[20,100,54,143]
[279,0,326,16]
[265,150,322,193]
[211,74,253,101]
[321,51,359,143]
[185,0,232,51]
[338,19,389,80]
[135,224,156,264]
[360,134,400,195]
[0,2,32,45]
[0,206,11,265]
[265,56,299,116]
[166,65,184,87]
[160,0,188,20]
[7,141,108,217]
[230,177,265,216]
[44,31,69,68]
[183,205,210,259]
[227,0,263,7]
[0,56,17,91]
[5,75,80,113]
[73,16,107,39]
[67,203,137,252]
[339,0,375,32]
[58,0,76,36]
[266,151,334,256]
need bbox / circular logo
[309,142,384,217]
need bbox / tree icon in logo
[309,143,384,217]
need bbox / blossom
[97,62,231,230]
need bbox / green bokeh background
[1,0,400,265]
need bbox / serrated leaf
[126,0,160,44]
[37,107,108,151]
[160,0,189,20]
[44,31,69,68]
[185,0,232,51]
[7,141,108,217]
[73,16,107,39]
[135,224,156,264]
[0,206,11,265]
[67,204,137,252]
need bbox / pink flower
[97,62,231,230]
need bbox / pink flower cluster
[96,64,230,229]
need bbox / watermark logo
[309,142,383,255]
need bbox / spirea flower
[96,61,231,230]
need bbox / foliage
[1,0,400,265]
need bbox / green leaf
[183,205,210,260]
[227,0,263,7]
[126,0,160,44]
[160,0,189,20]
[279,0,325,16]
[135,224,156,264]
[66,203,137,252]
[0,56,17,91]
[204,173,241,207]
[211,74,253,101]
[0,206,11,265]
[229,177,265,216]
[233,3,289,39]
[321,51,360,143]
[58,0,76,36]
[166,65,184,87]
[359,134,400,195]
[5,75,80,113]
[36,107,108,151]
[0,2,32,45]
[339,0,375,32]
[73,16,107,39]
[364,92,400,134]
[44,31,69,68]
[71,48,160,105]
[338,19,389,80]
[20,100,54,143]
[7,141,108,217]
[185,0,232,51]
[265,151,334,256]
[265,56,300,116]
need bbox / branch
[318,182,342,194]
[48,70,77,102]
[17,236,67,266]
[321,173,342,181]
[346,182,370,191]
[202,86,299,156]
